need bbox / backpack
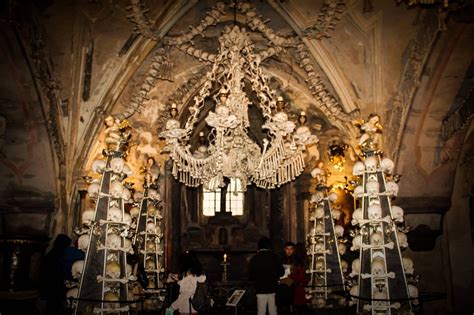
[190,281,212,312]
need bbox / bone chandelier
[160,26,318,191]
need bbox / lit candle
[223,253,227,262]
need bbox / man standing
[248,237,284,315]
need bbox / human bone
[146,221,156,234]
[368,204,382,220]
[331,208,342,220]
[122,164,132,176]
[81,209,95,226]
[391,205,404,222]
[352,208,363,225]
[104,291,120,309]
[338,242,347,255]
[133,191,143,202]
[403,256,414,274]
[370,231,383,245]
[126,264,132,277]
[146,259,156,270]
[123,238,132,252]
[315,260,325,272]
[87,182,100,199]
[385,181,399,196]
[352,161,366,176]
[105,261,121,279]
[121,188,131,202]
[328,192,338,203]
[334,225,344,237]
[148,189,160,201]
[364,156,378,172]
[373,289,388,307]
[341,260,348,273]
[92,159,106,174]
[110,157,125,174]
[110,181,124,199]
[67,287,79,299]
[309,213,316,221]
[106,233,122,249]
[78,234,90,252]
[314,298,326,308]
[380,157,394,174]
[350,259,360,276]
[351,235,362,251]
[315,223,325,234]
[366,179,379,196]
[315,206,324,219]
[408,284,419,304]
[146,241,156,252]
[349,285,358,305]
[354,185,364,199]
[107,206,122,222]
[129,206,140,218]
[71,260,84,279]
[147,204,156,216]
[397,231,408,248]
[310,191,324,204]
[123,213,132,225]
[371,256,386,275]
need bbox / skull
[349,285,359,305]
[110,181,124,199]
[315,206,324,219]
[368,204,382,220]
[147,204,156,216]
[110,157,125,174]
[155,208,163,220]
[314,298,326,308]
[146,222,156,234]
[352,208,363,225]
[385,181,399,196]
[351,235,362,251]
[371,257,386,275]
[146,259,156,271]
[71,260,84,280]
[337,242,347,255]
[315,223,325,234]
[328,192,338,203]
[309,213,316,221]
[130,206,140,218]
[106,233,122,249]
[341,260,349,273]
[123,213,132,225]
[315,242,324,253]
[121,188,131,202]
[148,189,160,201]
[309,227,316,236]
[310,167,324,179]
[310,191,324,204]
[126,264,132,277]
[81,209,95,226]
[364,156,378,172]
[106,261,121,279]
[87,182,100,199]
[391,206,404,222]
[107,206,122,222]
[78,234,90,252]
[146,241,156,252]
[354,185,364,199]
[366,179,379,196]
[408,284,419,304]
[351,259,360,276]
[104,291,120,309]
[66,287,79,299]
[397,231,408,248]
[133,191,143,202]
[123,238,132,252]
[123,164,132,176]
[334,225,344,237]
[370,231,383,245]
[373,289,388,308]
[380,157,394,174]
[92,159,106,174]
[402,256,414,274]
[352,161,365,176]
[331,208,342,220]
[315,259,325,272]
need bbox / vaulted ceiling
[0,0,472,237]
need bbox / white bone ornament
[351,235,362,251]
[82,209,95,226]
[129,206,140,218]
[331,208,342,220]
[403,256,414,274]
[352,208,363,225]
[87,182,100,199]
[391,205,404,222]
[350,258,360,277]
[92,159,106,174]
[78,234,90,252]
[368,204,382,220]
[71,260,84,280]
[397,230,408,248]
[385,181,399,196]
[380,157,394,174]
[352,161,365,176]
[354,185,364,199]
[107,206,122,222]
[364,156,378,172]
[334,225,344,237]
[366,179,379,196]
[110,157,125,174]
[110,181,124,199]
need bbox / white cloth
[171,274,206,313]
[256,293,277,315]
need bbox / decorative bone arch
[122,1,360,128]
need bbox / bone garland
[294,41,359,122]
[127,0,158,40]
[96,275,135,284]
[163,2,226,46]
[93,306,130,313]
[117,49,173,120]
[304,0,347,40]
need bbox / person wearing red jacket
[288,243,309,315]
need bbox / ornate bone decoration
[160,26,318,190]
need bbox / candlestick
[223,253,227,262]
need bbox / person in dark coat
[40,234,72,315]
[289,243,309,315]
[248,237,284,315]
